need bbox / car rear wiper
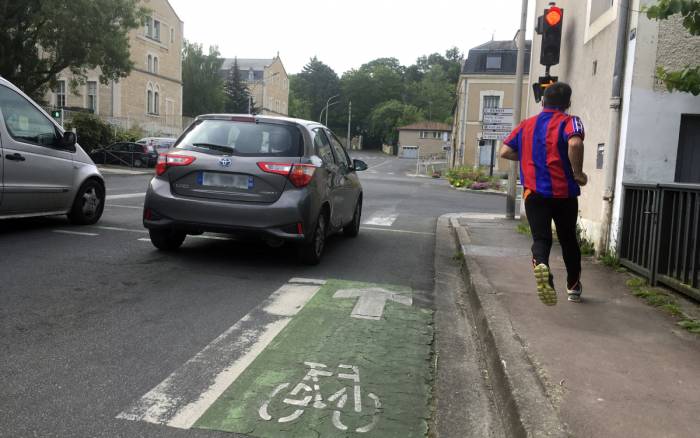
[191,143,235,154]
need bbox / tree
[646,0,700,95]
[224,58,252,113]
[182,41,225,117]
[0,0,147,100]
[291,57,341,124]
[369,100,424,145]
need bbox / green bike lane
[119,278,434,437]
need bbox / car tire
[67,179,105,225]
[299,213,326,265]
[149,228,186,251]
[133,158,144,168]
[343,199,362,238]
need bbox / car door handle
[5,153,26,161]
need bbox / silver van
[0,76,105,224]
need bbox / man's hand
[499,144,518,161]
[574,172,588,187]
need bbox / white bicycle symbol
[259,361,381,433]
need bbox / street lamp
[319,94,339,126]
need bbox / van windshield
[175,120,303,157]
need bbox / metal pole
[507,0,528,220]
[347,100,352,149]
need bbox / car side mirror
[61,131,77,152]
[352,159,368,171]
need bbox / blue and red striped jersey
[504,107,585,198]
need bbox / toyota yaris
[143,114,367,264]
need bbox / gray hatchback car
[143,114,367,264]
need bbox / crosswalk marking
[362,212,397,227]
[106,193,146,200]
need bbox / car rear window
[175,119,303,157]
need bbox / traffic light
[536,4,563,67]
[51,109,62,119]
[532,75,559,103]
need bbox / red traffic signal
[545,6,562,26]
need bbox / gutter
[599,0,631,252]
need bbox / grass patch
[452,251,465,262]
[626,275,700,335]
[599,251,620,268]
[516,223,532,236]
[576,222,595,257]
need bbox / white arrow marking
[333,287,412,320]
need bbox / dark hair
[543,82,572,109]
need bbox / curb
[449,185,507,196]
[447,214,567,438]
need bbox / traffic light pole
[507,0,528,220]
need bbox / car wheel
[299,213,326,265]
[67,179,105,225]
[149,228,186,251]
[133,158,144,168]
[343,199,362,238]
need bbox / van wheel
[67,179,105,225]
[343,199,362,237]
[149,228,186,251]
[299,213,326,265]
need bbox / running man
[499,82,587,305]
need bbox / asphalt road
[0,151,505,437]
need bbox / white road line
[361,226,434,236]
[92,225,147,233]
[52,230,99,237]
[362,212,398,227]
[136,234,234,242]
[137,237,151,242]
[116,279,324,429]
[106,193,146,200]
[105,204,143,209]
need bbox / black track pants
[524,192,581,288]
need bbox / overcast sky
[169,0,536,75]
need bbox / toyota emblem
[219,157,232,168]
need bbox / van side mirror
[61,131,77,151]
[352,159,368,171]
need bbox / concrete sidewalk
[453,214,699,437]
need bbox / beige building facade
[528,0,700,250]
[451,40,531,175]
[398,122,452,157]
[220,57,289,116]
[46,0,184,136]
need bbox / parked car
[136,137,176,155]
[143,114,368,264]
[0,76,105,224]
[90,142,158,168]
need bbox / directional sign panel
[482,132,510,141]
[483,114,514,125]
[483,108,513,115]
[482,124,514,132]
[482,107,513,141]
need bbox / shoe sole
[534,264,557,306]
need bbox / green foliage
[0,0,147,101]
[598,251,621,268]
[289,57,341,125]
[576,223,596,256]
[368,100,423,145]
[645,0,700,35]
[113,125,145,143]
[516,223,532,236]
[445,166,502,190]
[182,41,226,117]
[224,58,253,114]
[625,275,700,335]
[645,0,700,95]
[65,113,113,152]
[678,319,700,333]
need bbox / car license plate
[198,172,253,189]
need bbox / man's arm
[500,144,518,161]
[568,136,587,186]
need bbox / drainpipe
[599,0,631,253]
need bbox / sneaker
[567,281,583,303]
[533,263,557,306]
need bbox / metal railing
[620,183,700,301]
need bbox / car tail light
[257,162,316,188]
[155,153,196,176]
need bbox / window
[327,130,350,168]
[147,88,153,113]
[170,28,174,43]
[153,57,159,74]
[145,16,153,37]
[147,55,153,72]
[483,95,500,110]
[0,85,59,147]
[590,0,614,24]
[313,129,335,166]
[486,55,502,70]
[145,16,160,41]
[153,88,160,115]
[55,80,66,108]
[87,81,97,112]
[154,20,161,41]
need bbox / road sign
[482,124,513,132]
[482,132,510,141]
[483,108,513,115]
[483,114,514,125]
[482,107,513,141]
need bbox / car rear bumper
[142,177,316,241]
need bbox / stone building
[219,57,289,116]
[397,122,452,157]
[46,0,184,136]
[450,39,531,174]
